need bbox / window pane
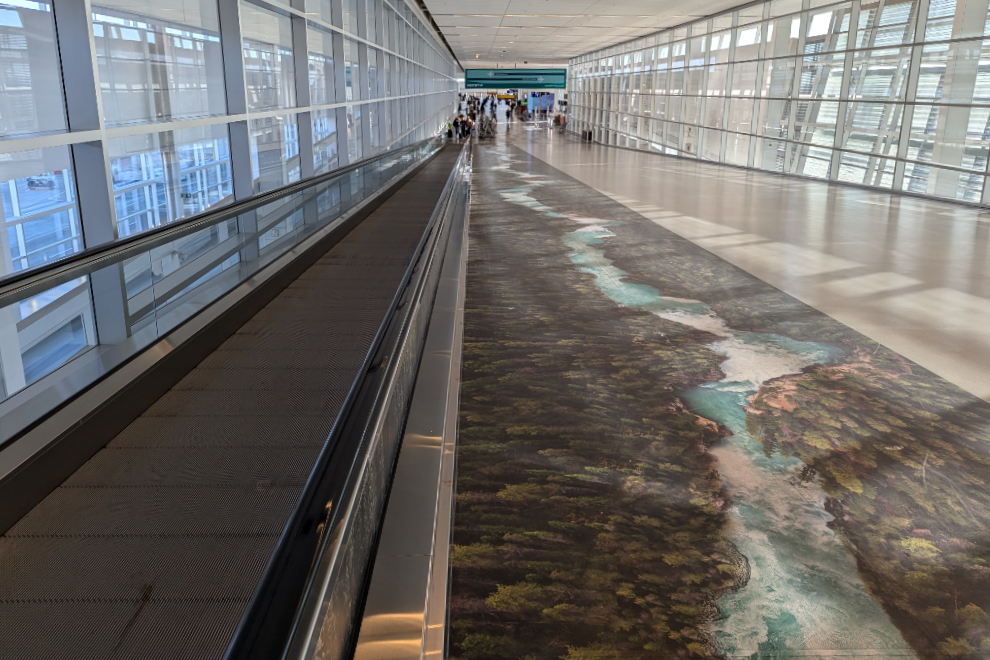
[793,100,839,144]
[734,24,763,62]
[344,38,358,101]
[109,124,232,238]
[907,104,990,172]
[309,25,336,106]
[842,102,904,155]
[730,60,760,96]
[761,57,798,97]
[342,0,358,36]
[312,109,338,174]
[800,51,846,100]
[0,146,80,277]
[765,16,802,58]
[917,40,990,105]
[709,30,732,64]
[838,150,896,187]
[346,104,363,162]
[241,1,295,112]
[903,162,986,201]
[0,0,66,137]
[368,47,378,99]
[790,142,833,178]
[707,63,729,95]
[848,47,912,100]
[727,97,755,132]
[705,97,725,128]
[92,0,226,127]
[366,0,377,43]
[805,4,852,53]
[250,114,300,193]
[725,133,751,165]
[702,129,723,161]
[857,0,917,47]
[759,98,792,136]
[925,0,990,41]
[0,277,96,396]
[685,66,705,95]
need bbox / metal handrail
[0,137,443,305]
[223,141,471,660]
[289,142,471,660]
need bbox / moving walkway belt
[0,142,464,660]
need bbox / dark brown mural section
[449,143,990,660]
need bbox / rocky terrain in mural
[449,143,990,659]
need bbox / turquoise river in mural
[491,146,916,658]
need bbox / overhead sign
[464,69,567,90]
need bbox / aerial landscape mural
[448,142,990,659]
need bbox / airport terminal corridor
[448,130,990,659]
[6,0,990,654]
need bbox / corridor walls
[567,0,990,206]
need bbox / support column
[0,303,25,397]
[356,0,373,159]
[218,0,254,200]
[894,0,930,191]
[52,0,116,249]
[50,0,133,347]
[829,0,859,179]
[784,1,809,174]
[89,265,130,345]
[748,2,773,168]
[291,0,315,180]
[928,0,987,198]
[332,15,351,167]
[695,20,712,160]
[720,13,739,163]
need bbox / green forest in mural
[449,143,990,660]
[451,232,743,658]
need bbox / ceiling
[421,0,752,70]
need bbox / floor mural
[448,142,990,659]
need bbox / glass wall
[0,0,458,278]
[0,0,457,412]
[568,0,990,205]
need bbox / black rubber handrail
[0,136,444,305]
[223,142,469,660]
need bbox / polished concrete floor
[506,122,990,403]
[450,116,990,659]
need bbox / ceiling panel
[426,0,510,13]
[437,15,506,26]
[445,26,504,34]
[504,0,598,14]
[496,27,561,35]
[424,0,752,70]
[498,15,575,26]
[562,15,646,26]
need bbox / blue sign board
[464,69,566,90]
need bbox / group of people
[449,114,474,139]
[446,93,569,140]
[446,94,526,140]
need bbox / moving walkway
[0,137,471,660]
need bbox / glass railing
[0,138,443,447]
